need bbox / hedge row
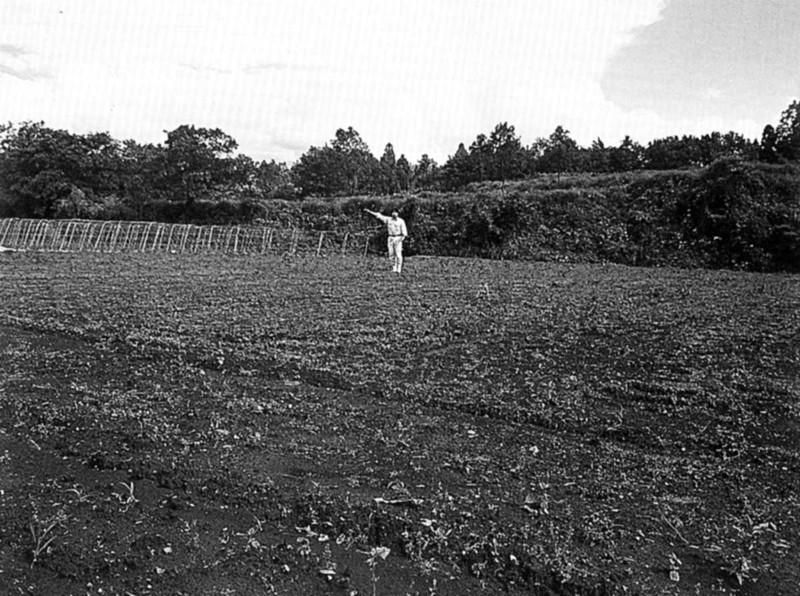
[232,159,799,272]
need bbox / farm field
[0,252,798,596]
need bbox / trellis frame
[0,218,378,257]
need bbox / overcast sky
[2,0,798,164]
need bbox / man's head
[391,211,399,219]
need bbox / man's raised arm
[364,209,387,222]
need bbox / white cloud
[2,0,689,163]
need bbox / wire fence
[0,218,375,256]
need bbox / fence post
[341,232,349,256]
[60,222,74,251]
[316,232,325,257]
[191,225,200,253]
[28,221,40,249]
[91,222,100,252]
[73,221,87,251]
[164,224,174,252]
[0,219,10,246]
[110,222,122,251]
[7,220,19,247]
[0,220,10,246]
[31,221,43,248]
[20,220,34,248]
[139,222,151,252]
[364,235,370,256]
[31,221,43,249]
[30,221,43,249]
[222,227,231,253]
[30,221,42,249]
[192,225,204,253]
[179,224,190,253]
[150,224,162,251]
[95,221,110,251]
[202,226,208,252]
[121,223,133,250]
[43,221,55,250]
[37,221,49,249]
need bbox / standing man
[364,208,408,274]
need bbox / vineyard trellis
[0,219,376,256]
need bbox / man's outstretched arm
[364,209,387,222]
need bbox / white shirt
[377,215,407,237]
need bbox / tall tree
[224,154,260,197]
[119,139,165,217]
[759,124,780,163]
[609,135,644,172]
[396,154,411,191]
[536,126,581,178]
[441,143,472,189]
[716,131,759,162]
[162,125,239,206]
[487,122,528,181]
[0,121,123,217]
[644,136,693,170]
[331,127,378,194]
[441,123,528,188]
[290,145,346,196]
[586,138,611,173]
[291,127,380,196]
[253,159,294,199]
[413,154,439,190]
[379,142,399,194]
[775,100,800,161]
[468,133,492,183]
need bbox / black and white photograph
[1,1,798,594]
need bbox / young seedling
[112,481,139,512]
[362,546,390,596]
[64,486,92,503]
[724,555,754,585]
[29,511,66,568]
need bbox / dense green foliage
[2,101,799,271]
[169,161,797,272]
[0,122,294,219]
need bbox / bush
[687,158,800,271]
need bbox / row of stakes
[0,219,374,256]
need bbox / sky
[1,0,798,164]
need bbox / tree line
[1,101,799,219]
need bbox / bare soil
[0,252,798,595]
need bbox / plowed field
[0,252,798,595]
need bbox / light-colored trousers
[387,237,404,271]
